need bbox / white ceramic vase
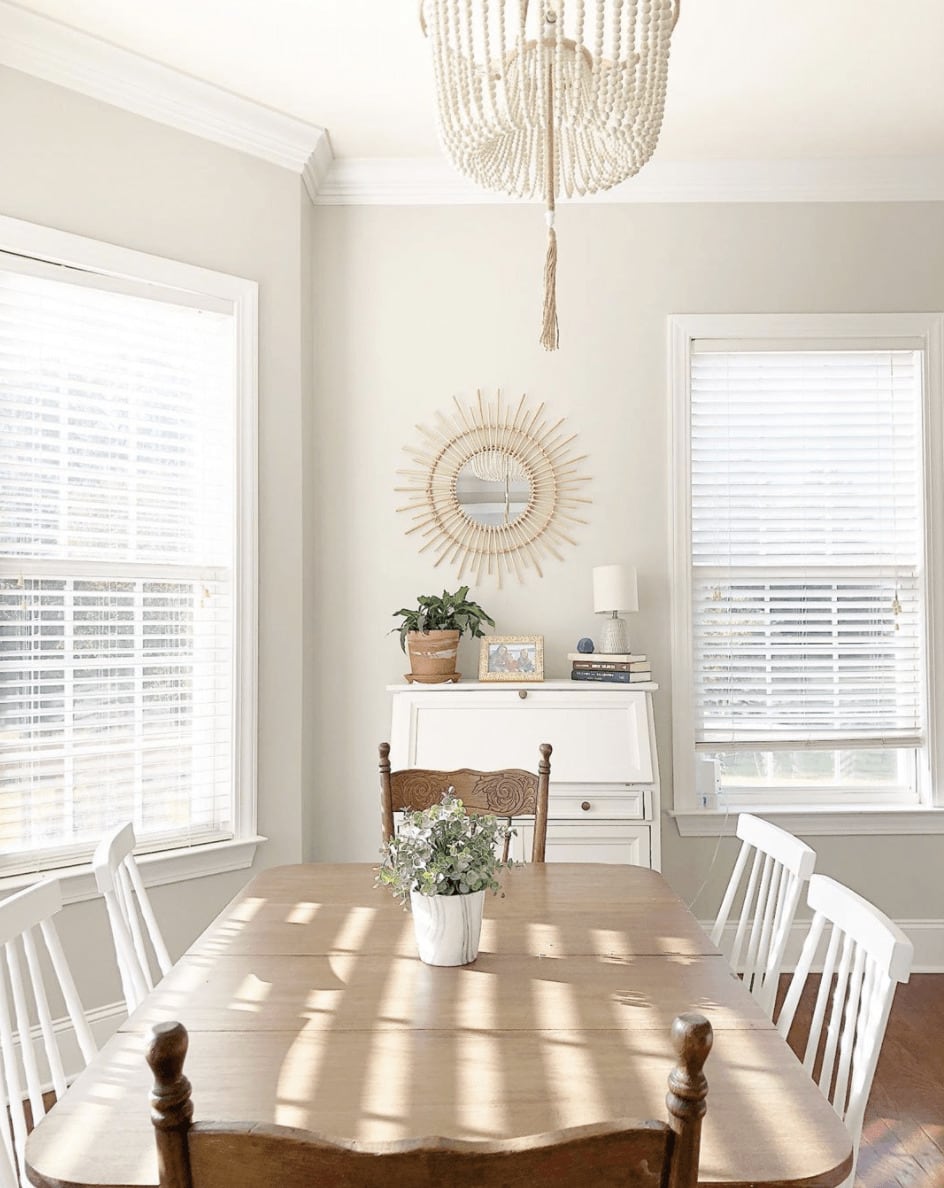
[410,889,485,966]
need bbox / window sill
[670,807,944,837]
[0,835,267,905]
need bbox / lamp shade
[593,565,639,614]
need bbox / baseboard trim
[15,1001,125,1093]
[700,918,944,974]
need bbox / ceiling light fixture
[421,0,681,351]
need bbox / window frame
[0,213,262,884]
[669,312,944,835]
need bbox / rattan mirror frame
[396,390,590,585]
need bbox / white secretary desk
[387,679,661,870]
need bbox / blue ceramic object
[576,637,594,654]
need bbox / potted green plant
[377,792,513,965]
[392,585,495,683]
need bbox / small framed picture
[479,635,544,682]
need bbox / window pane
[715,747,914,796]
[0,262,237,873]
[690,348,926,768]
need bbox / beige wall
[311,199,944,927]
[0,65,314,1008]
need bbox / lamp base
[600,614,629,654]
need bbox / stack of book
[569,653,652,684]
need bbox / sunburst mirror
[396,390,590,585]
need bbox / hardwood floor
[782,973,944,1187]
[857,975,944,1187]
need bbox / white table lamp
[593,564,639,654]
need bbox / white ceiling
[8,0,944,163]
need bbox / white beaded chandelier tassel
[421,0,681,350]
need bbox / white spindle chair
[0,879,97,1188]
[776,874,912,1188]
[92,822,172,1015]
[710,813,816,1019]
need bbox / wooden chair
[379,742,552,863]
[147,1013,712,1188]
[776,874,912,1188]
[710,812,816,1019]
[0,879,97,1188]
[93,821,172,1015]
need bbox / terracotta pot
[406,629,460,682]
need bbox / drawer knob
[518,690,528,699]
[581,801,591,812]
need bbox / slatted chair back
[379,742,552,863]
[147,1013,712,1188]
[710,812,816,1018]
[93,822,172,1014]
[0,879,96,1188]
[776,874,912,1187]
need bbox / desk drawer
[519,822,651,866]
[550,785,647,821]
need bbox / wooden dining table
[26,863,853,1188]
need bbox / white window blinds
[690,348,925,750]
[0,259,237,875]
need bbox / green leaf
[374,791,515,907]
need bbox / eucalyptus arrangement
[377,792,513,907]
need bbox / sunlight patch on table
[455,968,496,1030]
[532,982,607,1124]
[284,901,319,925]
[374,953,417,1027]
[327,906,377,952]
[358,1026,414,1139]
[456,1033,505,1137]
[230,973,271,1013]
[327,952,359,984]
[590,928,634,958]
[527,921,563,956]
[276,1037,329,1129]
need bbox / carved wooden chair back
[147,1013,712,1188]
[776,874,912,1187]
[93,822,172,1015]
[710,813,816,1019]
[379,741,552,863]
[0,879,96,1188]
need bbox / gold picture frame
[479,635,544,682]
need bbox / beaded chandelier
[421,0,681,350]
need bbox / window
[0,218,257,878]
[670,314,944,819]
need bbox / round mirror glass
[456,451,531,526]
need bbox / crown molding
[315,153,944,206]
[3,1,943,208]
[0,0,330,187]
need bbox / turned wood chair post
[664,1012,713,1188]
[379,742,394,845]
[147,1022,195,1188]
[533,741,552,863]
